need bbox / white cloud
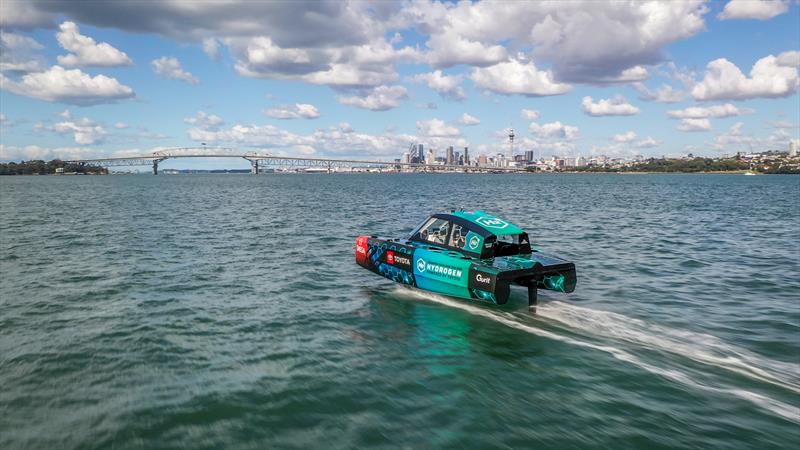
[591,66,650,84]
[459,113,480,126]
[186,123,307,149]
[712,122,754,150]
[416,118,461,137]
[634,82,685,103]
[0,31,45,73]
[0,1,53,29]
[401,0,708,83]
[529,121,579,139]
[56,21,132,67]
[770,120,798,129]
[151,56,199,84]
[230,35,417,90]
[718,0,789,20]
[0,144,59,161]
[521,109,540,120]
[0,144,151,162]
[265,103,320,119]
[667,103,754,119]
[183,111,224,130]
[38,110,106,145]
[470,58,572,97]
[424,33,507,68]
[4,1,710,86]
[635,137,661,148]
[612,131,637,142]
[203,38,221,60]
[691,53,799,100]
[581,96,640,116]
[777,50,800,68]
[677,118,712,132]
[183,121,418,158]
[337,85,407,111]
[0,65,135,105]
[230,36,321,76]
[409,70,465,100]
[114,122,129,129]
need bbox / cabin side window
[418,218,450,246]
[449,223,468,249]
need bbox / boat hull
[355,235,576,305]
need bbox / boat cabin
[408,211,531,259]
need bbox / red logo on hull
[386,250,395,265]
[355,236,369,265]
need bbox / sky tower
[508,128,515,166]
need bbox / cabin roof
[446,210,525,236]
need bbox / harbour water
[1,173,798,449]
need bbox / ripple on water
[1,173,799,450]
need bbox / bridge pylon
[152,158,166,175]
[244,157,259,174]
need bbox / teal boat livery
[355,210,577,309]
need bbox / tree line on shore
[0,160,107,175]
[572,157,799,174]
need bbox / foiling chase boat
[355,210,576,309]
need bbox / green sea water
[1,173,798,449]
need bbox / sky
[0,0,798,169]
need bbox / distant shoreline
[3,170,796,176]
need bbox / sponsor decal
[468,235,480,250]
[475,273,492,285]
[476,216,509,229]
[416,259,463,280]
[355,236,369,265]
[468,268,496,291]
[391,253,412,269]
[386,250,395,265]
[356,237,368,255]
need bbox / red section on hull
[355,235,369,265]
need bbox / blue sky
[1,0,798,168]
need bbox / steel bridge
[65,147,528,174]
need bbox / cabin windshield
[415,217,450,246]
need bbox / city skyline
[1,1,799,169]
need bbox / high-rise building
[426,148,435,164]
[478,154,487,166]
[418,144,425,162]
[790,139,799,157]
[575,155,586,166]
[402,152,410,164]
[454,151,461,165]
[446,146,454,165]
[525,150,534,162]
[463,147,469,165]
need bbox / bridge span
[65,148,528,174]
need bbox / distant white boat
[744,171,757,176]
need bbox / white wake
[537,301,800,394]
[393,288,800,424]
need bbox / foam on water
[536,301,800,394]
[394,287,800,424]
